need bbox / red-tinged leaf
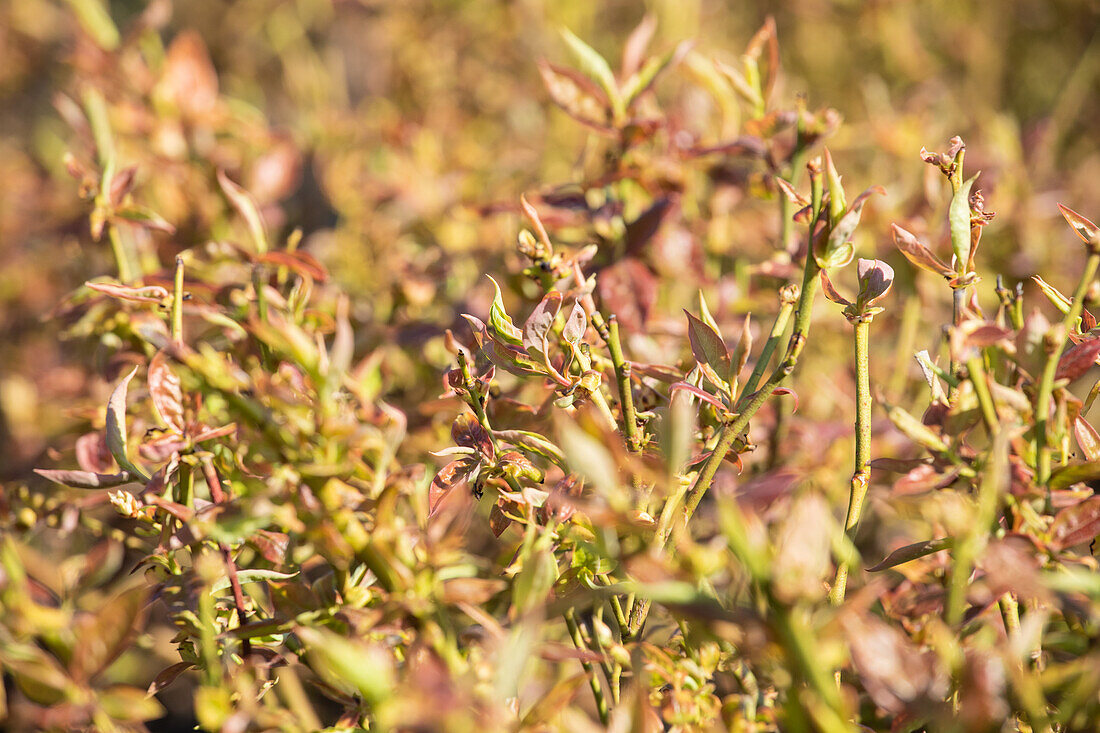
[562,301,587,345]
[621,14,657,79]
[429,460,472,516]
[774,177,809,207]
[34,469,135,489]
[86,281,169,303]
[524,291,563,355]
[76,431,114,473]
[489,501,512,537]
[191,423,237,443]
[670,382,727,411]
[772,387,798,412]
[108,166,137,208]
[1049,496,1100,552]
[149,350,185,433]
[1076,417,1100,461]
[147,662,194,696]
[818,269,851,307]
[892,224,954,279]
[1058,203,1100,244]
[684,310,731,379]
[631,362,682,383]
[1057,337,1100,382]
[250,530,289,565]
[856,258,895,305]
[867,537,953,572]
[536,60,613,134]
[1050,460,1100,491]
[142,494,194,522]
[451,413,494,461]
[256,250,329,282]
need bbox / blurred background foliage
[2,0,1098,472]
[2,0,1100,729]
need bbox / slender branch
[592,313,643,452]
[1036,251,1100,504]
[172,255,185,346]
[564,608,609,725]
[200,455,251,658]
[829,318,871,606]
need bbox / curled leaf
[892,224,954,279]
[106,368,149,481]
[1058,203,1099,245]
[34,469,135,490]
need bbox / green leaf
[210,569,299,595]
[105,367,149,482]
[560,27,624,122]
[823,149,846,224]
[950,173,979,274]
[1050,460,1100,492]
[512,545,558,614]
[621,40,692,108]
[297,626,394,706]
[487,276,524,347]
[495,430,567,470]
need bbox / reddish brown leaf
[536,61,612,134]
[34,469,135,490]
[1056,337,1100,382]
[1049,496,1100,552]
[892,224,954,279]
[1076,417,1100,462]
[146,662,194,697]
[149,350,185,433]
[429,460,473,516]
[76,432,114,474]
[670,382,726,411]
[867,537,952,572]
[451,413,495,461]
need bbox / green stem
[742,290,796,399]
[172,255,184,346]
[1036,252,1100,502]
[829,318,871,606]
[967,356,1000,433]
[564,608,609,725]
[593,313,643,453]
